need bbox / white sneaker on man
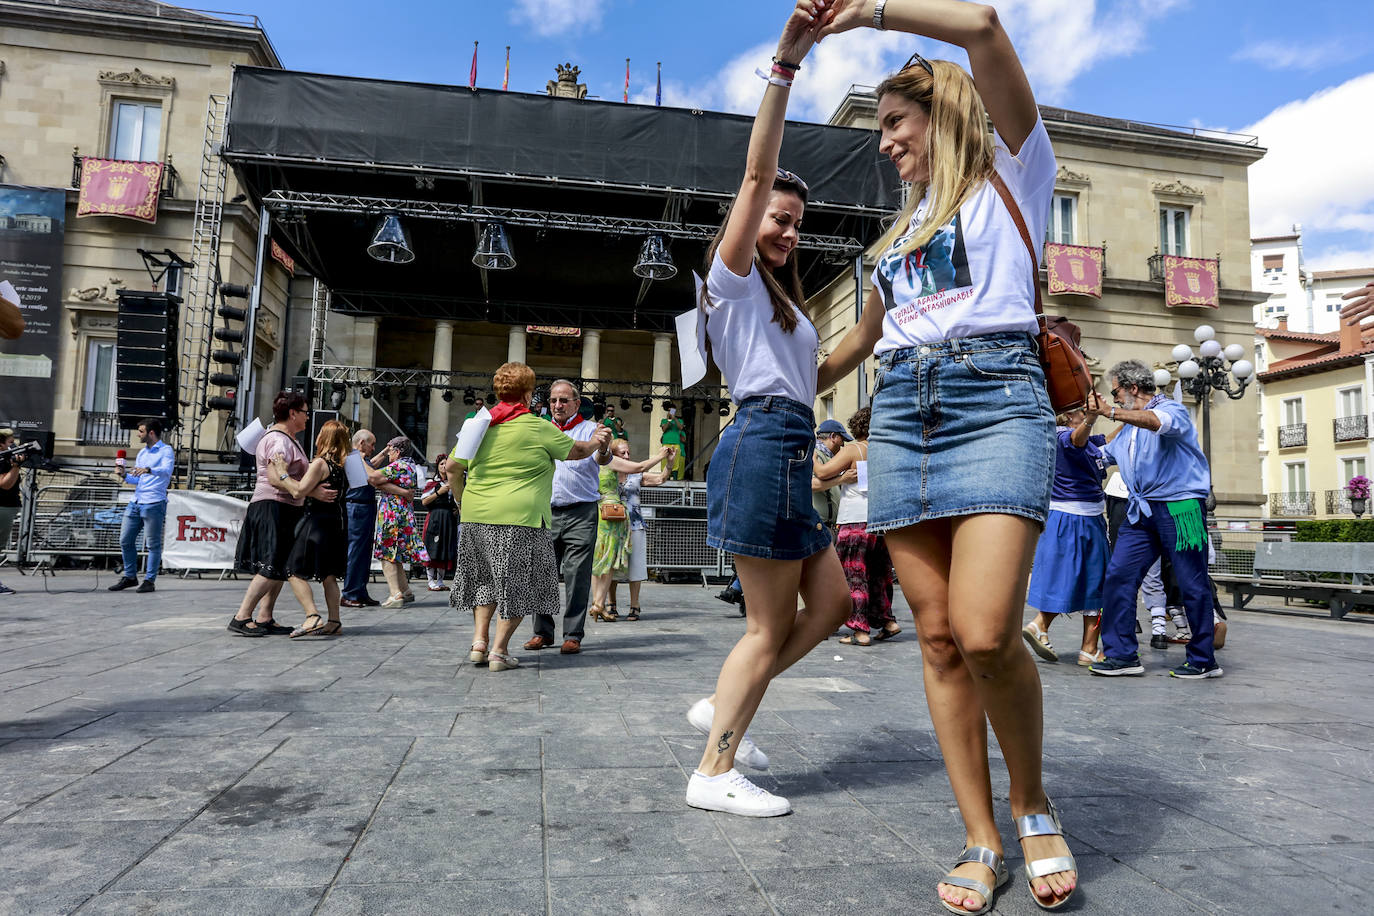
[686,698,769,770]
[685,768,790,817]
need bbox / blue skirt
[1026,509,1108,614]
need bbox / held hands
[813,0,869,40]
[312,484,338,503]
[778,0,829,63]
[593,425,613,450]
[1341,282,1374,326]
[1083,391,1107,419]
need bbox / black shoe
[227,617,268,637]
[360,596,381,607]
[716,588,741,606]
[1149,633,1169,650]
[257,619,294,636]
[1088,656,1145,677]
[136,580,156,593]
[108,577,138,591]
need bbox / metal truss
[262,190,864,256]
[309,364,728,400]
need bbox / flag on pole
[502,46,510,91]
[624,58,630,103]
[469,41,478,89]
[655,62,662,106]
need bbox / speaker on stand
[116,290,180,430]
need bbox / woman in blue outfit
[816,1,1078,911]
[683,0,851,821]
[1022,408,1111,666]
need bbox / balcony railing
[1270,491,1316,517]
[70,152,179,198]
[1325,489,1355,515]
[1147,253,1167,282]
[1278,424,1307,448]
[78,410,130,447]
[1334,415,1369,443]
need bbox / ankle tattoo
[717,730,734,753]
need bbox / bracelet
[279,473,291,482]
[754,67,793,89]
[770,63,794,79]
[1109,407,1117,421]
[772,56,801,72]
[873,0,888,30]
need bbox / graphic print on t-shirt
[876,212,972,329]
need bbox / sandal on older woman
[1021,620,1058,662]
[291,616,341,638]
[469,639,489,665]
[938,846,1008,916]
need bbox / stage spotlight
[641,396,653,413]
[329,386,347,410]
[367,214,415,264]
[632,234,677,280]
[361,386,372,399]
[662,399,675,411]
[441,389,454,403]
[718,399,730,417]
[592,401,606,420]
[485,392,497,406]
[472,222,516,270]
[619,397,631,410]
[463,387,476,405]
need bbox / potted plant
[1348,475,1371,518]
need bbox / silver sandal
[1015,798,1078,911]
[939,845,1009,916]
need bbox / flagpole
[624,58,630,103]
[469,41,478,90]
[503,45,510,91]
[656,61,662,107]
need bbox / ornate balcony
[1325,489,1354,515]
[1278,424,1307,448]
[1270,491,1316,517]
[77,410,130,447]
[1334,414,1369,443]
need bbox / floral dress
[592,466,631,576]
[374,459,429,564]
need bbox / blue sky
[259,0,1373,270]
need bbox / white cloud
[1232,39,1351,72]
[1304,244,1374,273]
[511,0,606,38]
[1244,72,1374,269]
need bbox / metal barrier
[1209,519,1292,578]
[641,482,728,579]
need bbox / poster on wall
[0,185,66,431]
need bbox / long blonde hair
[875,60,996,256]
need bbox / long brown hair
[314,419,350,465]
[875,60,997,256]
[699,173,809,333]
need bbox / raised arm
[567,424,613,461]
[818,286,884,391]
[609,446,672,475]
[815,440,859,479]
[717,4,823,277]
[819,1,1038,152]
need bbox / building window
[1159,206,1189,256]
[1284,461,1307,494]
[1281,397,1304,427]
[1342,456,1368,483]
[1337,386,1364,419]
[83,339,118,412]
[1262,254,1284,273]
[109,100,161,161]
[1045,194,1076,244]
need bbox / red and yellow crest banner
[270,239,295,274]
[527,325,581,338]
[1162,255,1219,309]
[1044,244,1103,299]
[76,158,163,223]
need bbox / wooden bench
[1213,541,1374,619]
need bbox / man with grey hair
[1085,359,1221,679]
[341,428,388,608]
[525,379,612,654]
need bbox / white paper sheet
[675,273,709,389]
[234,418,266,454]
[453,406,492,461]
[855,460,868,490]
[0,280,19,306]
[344,451,369,489]
[415,465,428,492]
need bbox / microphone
[115,448,127,472]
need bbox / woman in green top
[448,362,612,671]
[660,407,687,479]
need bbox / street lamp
[1163,324,1254,466]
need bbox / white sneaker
[685,768,790,817]
[686,698,770,771]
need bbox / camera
[0,439,40,462]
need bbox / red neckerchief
[488,401,531,427]
[553,414,583,432]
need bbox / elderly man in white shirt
[524,379,612,654]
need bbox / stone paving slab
[0,574,1371,914]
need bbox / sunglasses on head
[775,167,809,196]
[902,51,935,77]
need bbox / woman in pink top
[228,391,337,637]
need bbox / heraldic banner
[1163,255,1219,309]
[76,158,163,223]
[1044,244,1104,299]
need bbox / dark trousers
[535,501,597,644]
[1102,498,1216,669]
[343,501,375,601]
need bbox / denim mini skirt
[707,396,832,561]
[867,332,1055,533]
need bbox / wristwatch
[279,472,290,481]
[873,0,888,29]
[1109,407,1117,421]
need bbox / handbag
[989,172,1092,412]
[599,501,627,522]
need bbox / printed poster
[0,185,66,432]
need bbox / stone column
[427,320,454,457]
[650,331,673,456]
[507,325,527,364]
[581,329,601,393]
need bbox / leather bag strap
[988,171,1044,321]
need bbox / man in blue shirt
[109,418,175,593]
[1085,360,1221,680]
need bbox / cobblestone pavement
[0,573,1371,915]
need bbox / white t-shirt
[872,118,1057,351]
[705,253,819,405]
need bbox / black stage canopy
[224,66,901,331]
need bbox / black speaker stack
[116,290,180,430]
